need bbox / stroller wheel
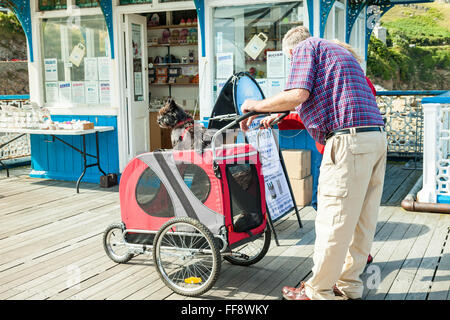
[103,223,133,263]
[225,227,271,266]
[153,217,221,297]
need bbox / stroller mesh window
[136,167,175,218]
[175,163,211,203]
[226,164,263,233]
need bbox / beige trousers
[304,129,387,300]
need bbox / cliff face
[0,12,29,95]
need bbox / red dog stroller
[103,73,301,297]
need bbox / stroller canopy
[208,72,265,130]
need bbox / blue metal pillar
[346,0,367,43]
[96,0,115,59]
[319,0,336,38]
[193,0,206,58]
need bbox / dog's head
[157,98,192,129]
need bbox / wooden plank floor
[0,163,449,300]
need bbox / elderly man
[240,26,387,300]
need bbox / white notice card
[85,81,99,104]
[58,82,71,103]
[71,81,85,104]
[84,57,98,81]
[267,51,285,78]
[216,52,234,79]
[99,81,111,104]
[98,57,111,81]
[45,82,59,103]
[44,58,58,82]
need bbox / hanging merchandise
[69,43,86,67]
[244,33,268,60]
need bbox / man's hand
[241,99,261,114]
[260,114,281,129]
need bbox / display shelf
[148,43,198,47]
[152,62,198,67]
[148,24,198,30]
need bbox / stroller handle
[210,111,269,161]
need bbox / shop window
[41,15,112,106]
[212,1,305,101]
[120,0,152,5]
[160,0,191,2]
[75,0,99,8]
[175,163,211,203]
[136,167,175,218]
[39,0,67,11]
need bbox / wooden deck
[0,162,449,300]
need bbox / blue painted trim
[345,1,365,43]
[422,91,450,104]
[0,0,34,62]
[319,0,336,38]
[193,0,206,58]
[0,94,30,100]
[376,90,448,97]
[306,0,314,36]
[97,0,114,59]
[437,195,450,204]
[365,2,394,61]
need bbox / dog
[157,98,211,152]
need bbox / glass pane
[120,0,152,5]
[39,0,68,11]
[75,0,99,8]
[213,1,304,101]
[136,167,175,218]
[131,23,144,102]
[176,163,211,203]
[41,15,111,106]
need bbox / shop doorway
[123,13,150,160]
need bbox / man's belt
[326,126,384,141]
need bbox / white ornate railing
[0,97,31,161]
[417,91,450,204]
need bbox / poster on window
[245,118,295,221]
[44,58,58,82]
[98,57,111,81]
[267,51,285,78]
[85,81,99,104]
[216,52,234,79]
[71,81,85,104]
[99,81,111,104]
[45,82,59,103]
[268,78,285,97]
[84,57,98,81]
[58,82,71,104]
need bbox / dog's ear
[166,98,177,110]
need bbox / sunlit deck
[0,163,449,300]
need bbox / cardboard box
[282,149,311,180]
[289,175,312,206]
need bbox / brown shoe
[282,282,311,300]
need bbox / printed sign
[45,82,59,103]
[99,81,111,104]
[85,81,99,104]
[58,82,72,103]
[216,52,234,79]
[84,57,98,81]
[245,118,295,221]
[44,58,58,82]
[267,51,285,78]
[71,81,85,104]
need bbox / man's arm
[241,88,310,113]
[240,88,310,131]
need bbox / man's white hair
[282,26,311,56]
